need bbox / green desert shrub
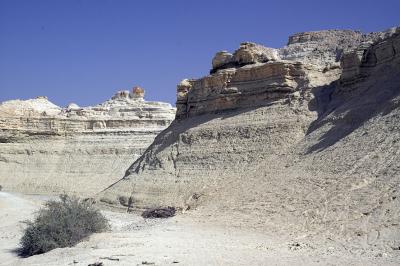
[19,194,109,257]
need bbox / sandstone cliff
[102,28,400,251]
[0,88,176,195]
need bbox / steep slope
[0,88,175,196]
[102,28,400,250]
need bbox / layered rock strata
[0,88,176,195]
[102,28,400,251]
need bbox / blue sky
[1,0,399,106]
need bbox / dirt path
[0,192,43,265]
[0,192,398,265]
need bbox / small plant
[99,197,116,205]
[118,195,134,208]
[19,194,109,257]
[118,195,129,206]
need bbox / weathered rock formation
[0,88,176,196]
[102,27,400,251]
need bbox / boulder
[211,51,234,70]
[233,42,280,65]
[130,86,145,99]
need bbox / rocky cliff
[102,28,400,251]
[0,88,176,196]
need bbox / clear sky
[1,0,399,106]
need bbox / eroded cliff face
[102,28,400,250]
[0,88,176,196]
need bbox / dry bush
[19,194,109,257]
[142,206,176,218]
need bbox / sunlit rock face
[0,87,176,196]
[103,28,400,250]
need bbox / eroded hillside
[102,28,400,250]
[0,88,176,195]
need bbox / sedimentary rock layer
[0,89,176,196]
[102,28,400,250]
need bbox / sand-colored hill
[101,28,400,252]
[0,89,176,196]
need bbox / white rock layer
[0,89,176,196]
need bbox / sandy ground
[0,192,398,266]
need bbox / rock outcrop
[102,28,400,251]
[0,88,176,196]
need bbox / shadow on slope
[306,62,400,154]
